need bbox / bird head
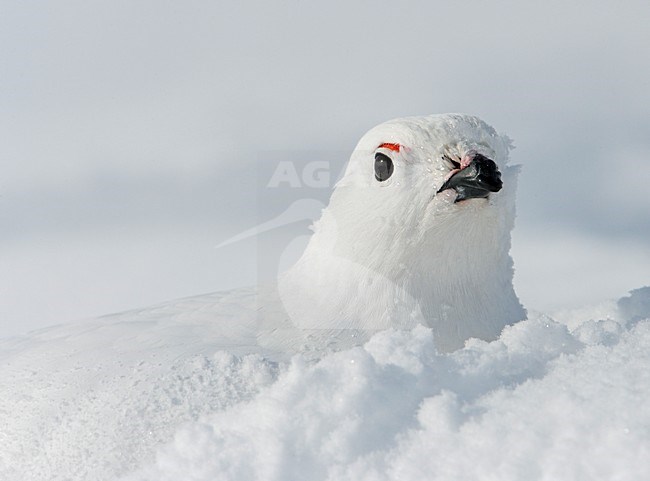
[313,114,516,272]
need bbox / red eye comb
[377,143,401,152]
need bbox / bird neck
[279,198,524,352]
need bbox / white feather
[0,114,527,478]
[278,114,526,351]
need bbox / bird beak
[437,152,502,203]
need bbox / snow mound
[2,288,649,481]
[0,346,278,480]
[122,309,650,481]
[618,286,650,324]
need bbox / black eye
[374,152,394,182]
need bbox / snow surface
[2,288,650,481]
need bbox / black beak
[437,153,502,203]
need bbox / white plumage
[0,114,527,479]
[278,114,526,351]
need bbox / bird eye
[374,152,394,182]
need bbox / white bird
[0,114,526,480]
[276,114,526,351]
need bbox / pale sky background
[1,0,649,337]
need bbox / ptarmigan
[0,113,526,480]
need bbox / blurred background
[1,0,649,337]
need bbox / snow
[2,289,649,481]
[121,305,650,481]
